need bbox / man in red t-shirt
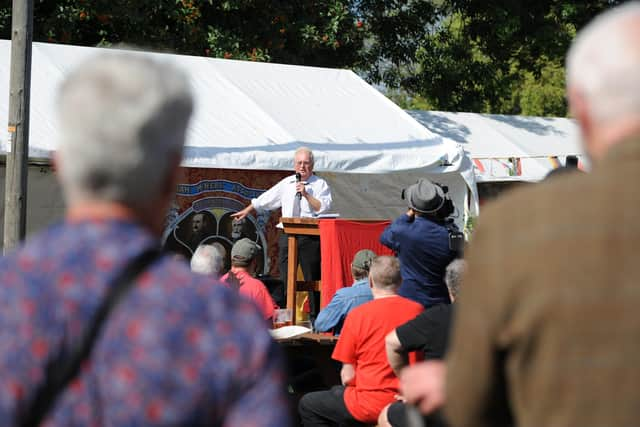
[298,255,423,425]
[220,238,277,322]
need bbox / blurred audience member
[190,243,225,279]
[402,4,640,427]
[0,52,288,426]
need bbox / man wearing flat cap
[221,238,277,322]
[314,249,377,335]
[380,178,457,308]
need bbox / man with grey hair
[379,259,465,427]
[299,256,423,426]
[233,146,332,315]
[0,52,288,426]
[191,243,225,278]
[401,4,640,427]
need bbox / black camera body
[437,185,465,253]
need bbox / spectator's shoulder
[399,296,425,312]
[154,259,268,331]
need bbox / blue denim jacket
[314,278,373,335]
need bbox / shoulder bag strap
[18,247,163,427]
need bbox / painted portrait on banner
[162,168,289,277]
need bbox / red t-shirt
[332,296,424,423]
[221,268,276,320]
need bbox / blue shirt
[380,214,456,308]
[314,278,373,335]
[0,218,289,426]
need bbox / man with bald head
[400,4,640,427]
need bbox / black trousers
[298,385,366,427]
[387,401,448,427]
[278,232,321,318]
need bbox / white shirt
[251,174,333,227]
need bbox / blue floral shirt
[0,218,289,426]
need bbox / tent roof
[408,110,585,182]
[0,41,466,175]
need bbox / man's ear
[162,152,183,199]
[52,152,61,180]
[568,86,596,158]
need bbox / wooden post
[3,0,34,253]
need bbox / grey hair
[444,259,466,299]
[369,255,402,290]
[190,243,225,277]
[56,52,194,208]
[294,146,314,166]
[566,2,640,122]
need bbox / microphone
[295,172,302,200]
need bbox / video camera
[436,184,464,253]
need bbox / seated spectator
[379,259,466,427]
[314,249,376,334]
[221,238,277,322]
[298,256,423,426]
[190,243,225,279]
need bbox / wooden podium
[281,217,321,325]
[281,217,391,325]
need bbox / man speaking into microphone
[233,147,333,311]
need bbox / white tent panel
[408,110,585,182]
[0,40,470,179]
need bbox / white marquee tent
[408,110,585,182]
[0,41,477,240]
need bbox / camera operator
[380,178,459,308]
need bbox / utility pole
[3,0,33,253]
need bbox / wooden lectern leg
[286,234,298,325]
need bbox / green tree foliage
[405,1,623,115]
[0,1,623,116]
[0,0,365,67]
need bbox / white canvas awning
[0,41,470,178]
[0,41,479,236]
[408,110,586,182]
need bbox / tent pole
[3,0,33,253]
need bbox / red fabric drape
[319,219,393,308]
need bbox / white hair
[566,2,640,122]
[56,52,193,208]
[294,146,314,165]
[190,243,225,277]
[445,259,466,299]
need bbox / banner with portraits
[162,167,289,277]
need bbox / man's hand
[340,363,355,386]
[400,361,446,415]
[232,205,255,221]
[406,208,415,219]
[295,181,308,198]
[385,329,408,377]
[296,182,322,212]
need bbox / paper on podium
[269,325,312,340]
[316,213,340,218]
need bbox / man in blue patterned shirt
[0,52,289,426]
[314,249,376,335]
